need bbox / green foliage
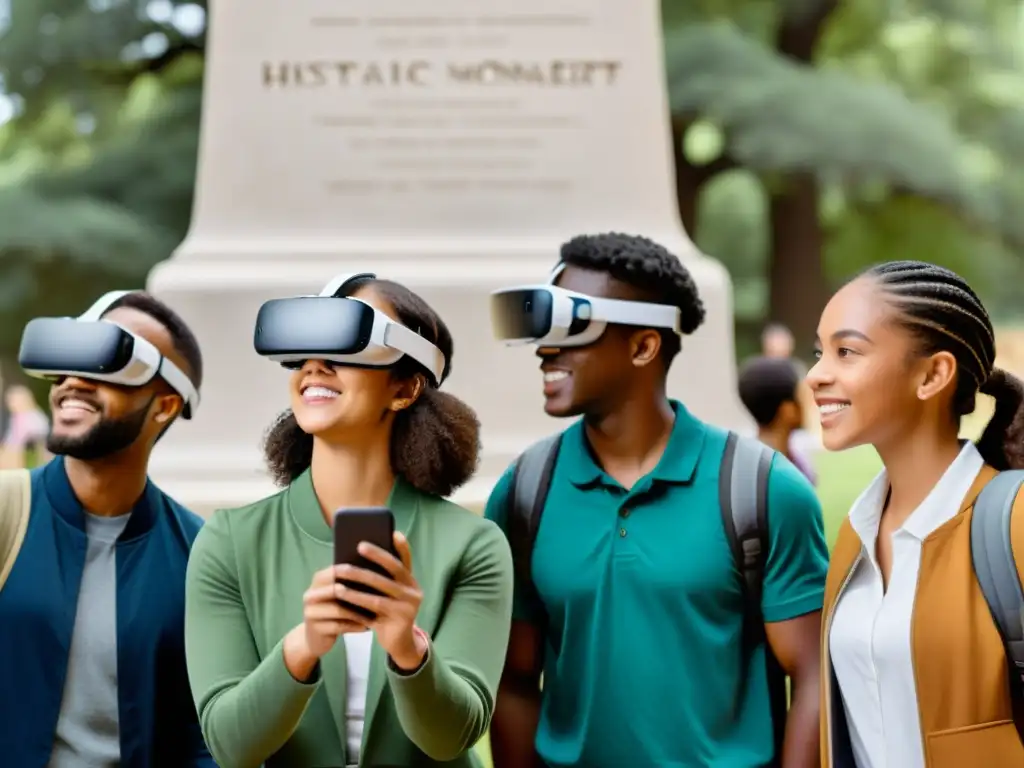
[0,0,206,125]
[0,185,178,356]
[31,80,202,238]
[0,0,1022,367]
[0,1,205,362]
[695,170,769,321]
[825,195,1000,282]
[665,22,975,204]
[663,0,1024,350]
[0,187,176,274]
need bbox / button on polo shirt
[486,401,829,768]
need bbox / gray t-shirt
[48,512,130,768]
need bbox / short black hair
[104,292,203,388]
[863,260,1024,470]
[559,232,706,366]
[262,279,481,497]
[737,356,801,426]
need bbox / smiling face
[807,277,959,452]
[537,265,664,419]
[289,286,423,441]
[46,307,187,461]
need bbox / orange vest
[819,465,1024,768]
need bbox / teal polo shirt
[485,401,828,767]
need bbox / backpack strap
[0,469,32,591]
[970,469,1024,742]
[507,433,564,623]
[719,431,786,764]
[720,432,773,610]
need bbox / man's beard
[46,401,151,461]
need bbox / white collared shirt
[829,441,983,768]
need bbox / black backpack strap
[720,431,785,764]
[970,469,1024,743]
[507,433,563,624]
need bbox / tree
[0,0,206,126]
[0,1,206,372]
[662,0,1024,350]
[1,0,1022,368]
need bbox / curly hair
[558,232,706,366]
[864,260,1024,470]
[262,279,481,496]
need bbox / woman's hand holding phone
[335,531,428,672]
[283,565,371,682]
[304,565,373,655]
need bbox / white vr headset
[490,262,682,348]
[253,272,447,385]
[18,291,201,419]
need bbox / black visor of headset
[18,291,200,419]
[253,272,447,385]
[490,263,682,348]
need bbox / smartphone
[333,506,397,620]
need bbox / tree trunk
[768,174,825,355]
[765,0,840,352]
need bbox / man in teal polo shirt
[485,233,828,767]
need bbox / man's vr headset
[490,262,682,348]
[18,291,200,419]
[253,272,447,385]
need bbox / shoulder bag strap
[970,469,1024,742]
[720,432,785,763]
[0,469,32,591]
[507,432,563,628]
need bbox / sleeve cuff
[264,637,323,697]
[762,590,825,623]
[386,638,443,702]
[387,627,432,677]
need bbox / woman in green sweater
[184,274,514,768]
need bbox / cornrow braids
[864,260,1024,470]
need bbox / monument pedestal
[146,1,749,515]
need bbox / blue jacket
[0,458,214,767]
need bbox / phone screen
[332,507,397,620]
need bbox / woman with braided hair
[809,260,1024,768]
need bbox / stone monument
[146,0,749,515]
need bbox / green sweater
[184,470,513,768]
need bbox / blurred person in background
[0,366,7,457]
[811,260,1024,767]
[761,322,821,462]
[1,384,51,469]
[0,291,212,768]
[762,322,797,361]
[738,356,817,485]
[184,274,512,768]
